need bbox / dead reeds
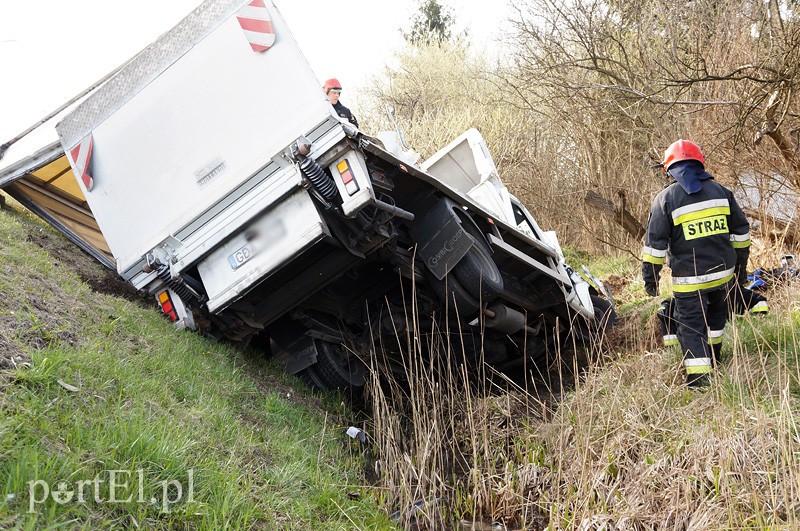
[363,281,800,529]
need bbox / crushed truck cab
[3,0,614,389]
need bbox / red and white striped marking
[66,134,94,192]
[236,0,275,52]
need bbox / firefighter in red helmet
[642,139,751,388]
[322,77,358,128]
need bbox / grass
[364,246,800,529]
[0,199,392,529]
[534,329,800,529]
[4,191,800,529]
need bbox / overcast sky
[0,0,511,143]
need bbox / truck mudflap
[197,188,330,313]
[410,199,475,280]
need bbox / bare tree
[360,0,800,257]
[501,0,800,251]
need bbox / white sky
[0,0,512,144]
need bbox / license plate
[228,244,254,270]
[227,219,286,271]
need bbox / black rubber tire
[564,294,618,349]
[590,294,618,334]
[299,365,332,391]
[453,232,503,302]
[309,340,367,390]
[428,270,482,319]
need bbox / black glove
[735,248,750,286]
[642,261,662,297]
[644,280,659,297]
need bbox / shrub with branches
[502,0,800,254]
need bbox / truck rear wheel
[428,271,482,318]
[307,340,367,390]
[425,217,501,319]
[453,231,503,302]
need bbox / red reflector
[336,159,359,196]
[156,291,178,321]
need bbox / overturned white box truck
[0,0,614,389]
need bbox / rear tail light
[336,159,360,196]
[157,290,178,322]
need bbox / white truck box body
[56,0,336,273]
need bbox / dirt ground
[24,227,145,305]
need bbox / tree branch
[583,190,646,240]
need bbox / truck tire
[453,231,503,302]
[570,294,618,347]
[428,271,482,319]
[299,365,332,391]
[309,340,367,390]
[590,294,618,334]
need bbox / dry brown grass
[365,280,800,530]
[355,31,800,529]
[537,344,800,529]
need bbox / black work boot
[687,373,711,389]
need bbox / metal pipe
[372,198,414,221]
[483,307,540,335]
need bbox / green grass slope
[0,200,391,529]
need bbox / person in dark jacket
[642,139,751,388]
[323,77,359,128]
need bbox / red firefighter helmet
[322,78,342,94]
[662,139,705,169]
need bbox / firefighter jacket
[332,101,359,128]
[642,173,750,293]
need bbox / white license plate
[228,243,255,270]
[227,219,286,270]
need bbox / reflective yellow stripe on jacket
[671,199,730,225]
[730,232,752,249]
[642,245,667,265]
[672,267,735,293]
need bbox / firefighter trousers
[659,281,762,362]
[674,283,730,381]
